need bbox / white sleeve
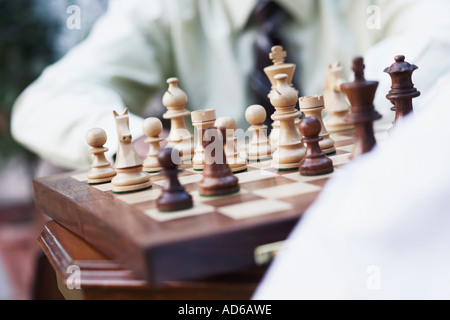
[11,0,171,169]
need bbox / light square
[330,153,352,166]
[116,188,162,204]
[283,171,336,183]
[153,174,203,186]
[246,161,273,170]
[72,173,87,182]
[235,170,278,184]
[190,189,249,203]
[93,182,114,192]
[218,199,292,220]
[144,203,214,222]
[251,182,321,199]
[330,134,352,142]
[337,145,354,153]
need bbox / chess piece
[162,78,194,161]
[215,116,247,173]
[86,128,116,184]
[111,108,152,193]
[269,120,280,148]
[324,63,354,133]
[264,46,297,92]
[269,74,305,171]
[341,57,382,159]
[245,105,273,161]
[142,117,163,173]
[299,117,334,176]
[191,109,216,171]
[384,55,420,124]
[156,148,193,212]
[299,95,336,155]
[199,127,240,196]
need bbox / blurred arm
[11,0,171,169]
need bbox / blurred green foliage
[0,0,60,164]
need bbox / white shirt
[11,0,450,169]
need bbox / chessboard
[33,124,389,288]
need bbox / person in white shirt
[10,0,450,169]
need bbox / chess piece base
[321,146,336,155]
[199,176,240,197]
[87,167,116,185]
[143,158,163,173]
[193,164,204,171]
[88,176,115,185]
[246,145,273,162]
[113,182,152,194]
[272,143,305,171]
[157,192,193,212]
[144,168,163,174]
[229,164,248,174]
[299,158,334,176]
[325,113,354,133]
[112,166,152,193]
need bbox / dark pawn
[156,148,193,212]
[384,55,420,124]
[199,127,240,197]
[299,117,334,176]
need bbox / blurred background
[0,0,108,299]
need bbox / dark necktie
[250,0,290,128]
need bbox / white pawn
[162,78,194,161]
[86,128,116,184]
[246,105,273,162]
[215,116,247,173]
[142,117,164,173]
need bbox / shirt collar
[223,0,316,30]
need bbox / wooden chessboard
[33,125,389,288]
